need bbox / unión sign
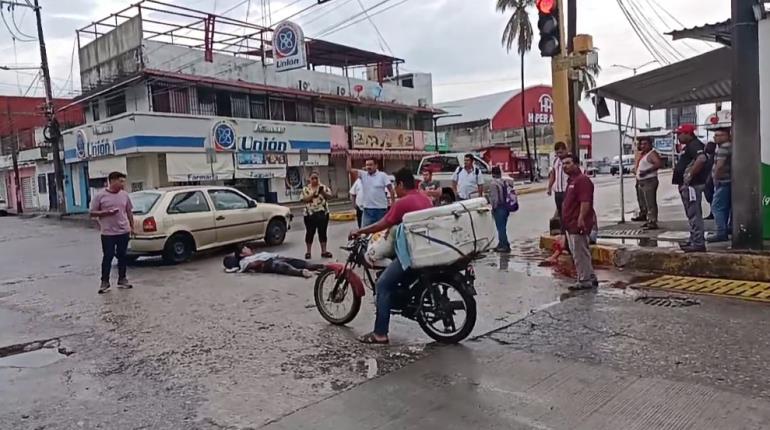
[273,21,306,72]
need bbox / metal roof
[593,47,731,110]
[666,19,732,45]
[435,89,524,126]
[244,39,404,69]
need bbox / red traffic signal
[536,0,556,14]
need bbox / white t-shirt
[239,252,278,272]
[349,179,364,208]
[356,170,391,209]
[452,167,484,199]
[550,155,568,193]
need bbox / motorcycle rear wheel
[314,268,362,326]
[416,280,477,344]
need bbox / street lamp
[432,113,462,153]
[612,60,659,128]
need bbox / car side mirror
[248,200,257,208]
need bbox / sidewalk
[540,202,770,283]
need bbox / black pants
[101,233,130,283]
[304,211,329,244]
[554,191,566,218]
[262,258,325,277]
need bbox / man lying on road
[223,246,325,278]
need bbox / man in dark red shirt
[350,168,434,344]
[561,154,597,290]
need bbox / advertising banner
[273,21,307,72]
[351,127,416,150]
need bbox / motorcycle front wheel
[416,280,477,344]
[314,268,362,326]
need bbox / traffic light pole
[551,0,571,152]
[731,0,763,249]
[33,0,65,213]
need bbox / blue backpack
[500,181,519,213]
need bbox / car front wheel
[264,219,287,246]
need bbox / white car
[416,153,511,204]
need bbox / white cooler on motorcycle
[402,197,495,269]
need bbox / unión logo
[75,129,87,159]
[212,121,237,151]
[273,21,306,72]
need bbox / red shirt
[384,190,433,225]
[561,173,596,234]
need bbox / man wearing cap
[708,126,732,242]
[672,124,709,252]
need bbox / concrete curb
[539,235,770,282]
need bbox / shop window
[231,94,249,118]
[167,191,210,214]
[250,96,268,119]
[270,98,284,121]
[370,109,382,128]
[197,88,217,116]
[37,175,47,194]
[352,107,370,127]
[297,101,313,123]
[106,92,126,117]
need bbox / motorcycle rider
[349,167,434,345]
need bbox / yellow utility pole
[550,0,572,150]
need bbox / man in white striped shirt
[547,141,570,219]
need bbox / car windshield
[130,191,161,215]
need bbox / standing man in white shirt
[351,159,395,227]
[547,141,570,219]
[452,154,484,200]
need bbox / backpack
[500,181,519,212]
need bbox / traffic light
[536,0,561,57]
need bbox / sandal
[305,253,311,260]
[321,252,333,259]
[358,332,389,345]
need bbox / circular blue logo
[75,130,87,159]
[213,121,236,151]
[275,25,299,57]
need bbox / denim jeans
[493,207,510,250]
[679,184,705,248]
[362,208,387,227]
[101,233,130,282]
[711,183,732,239]
[374,258,407,336]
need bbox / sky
[0,0,731,128]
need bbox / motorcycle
[313,236,479,344]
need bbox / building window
[402,77,414,88]
[215,90,232,117]
[250,96,268,119]
[106,92,127,117]
[382,111,407,129]
[37,175,47,194]
[314,107,328,124]
[197,88,217,116]
[231,94,249,118]
[152,84,191,114]
[353,107,370,127]
[283,100,297,122]
[297,101,313,123]
[270,98,284,121]
[89,100,100,121]
[370,109,382,128]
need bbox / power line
[355,0,392,55]
[615,0,670,64]
[301,0,354,28]
[0,4,35,42]
[316,0,412,38]
[625,0,683,61]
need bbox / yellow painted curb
[329,210,356,222]
[539,235,617,266]
[517,186,547,196]
[638,275,770,304]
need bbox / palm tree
[577,63,601,99]
[497,0,535,181]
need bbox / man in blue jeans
[349,168,433,344]
[708,127,732,242]
[351,159,395,226]
[488,166,511,253]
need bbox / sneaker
[98,282,111,294]
[706,233,729,243]
[117,278,133,289]
[643,222,659,230]
[569,281,597,291]
[631,215,647,222]
[301,269,314,279]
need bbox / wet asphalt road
[3,175,763,429]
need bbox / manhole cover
[635,295,700,308]
[598,229,646,238]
